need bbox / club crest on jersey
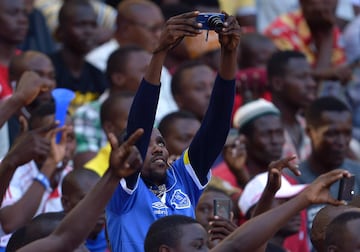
[170,189,190,209]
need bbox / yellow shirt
[218,0,255,15]
[84,143,111,176]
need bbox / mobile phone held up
[338,175,355,202]
[214,199,231,220]
[196,13,225,32]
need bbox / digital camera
[196,13,225,31]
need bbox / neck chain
[149,184,167,199]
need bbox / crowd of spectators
[1,0,360,251]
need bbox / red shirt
[0,64,12,100]
[212,163,310,252]
[264,9,346,66]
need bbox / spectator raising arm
[0,71,55,128]
[124,11,203,188]
[212,169,349,252]
[17,129,144,252]
[189,13,240,184]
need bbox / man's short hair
[61,168,100,196]
[144,215,199,252]
[160,3,192,21]
[267,50,306,80]
[158,111,198,137]
[6,212,65,252]
[325,211,360,249]
[106,46,145,83]
[171,61,208,97]
[28,100,55,130]
[117,0,157,21]
[310,205,355,252]
[305,96,351,128]
[58,0,94,26]
[100,92,135,125]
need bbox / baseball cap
[239,172,307,215]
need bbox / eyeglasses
[125,19,164,33]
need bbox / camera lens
[207,15,224,31]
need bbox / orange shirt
[264,9,346,66]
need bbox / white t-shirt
[0,161,71,247]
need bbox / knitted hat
[233,98,280,130]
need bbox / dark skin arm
[188,13,240,182]
[0,71,55,128]
[0,125,70,234]
[17,129,144,252]
[145,11,202,85]
[250,155,300,252]
[223,135,249,188]
[208,215,238,248]
[211,169,349,252]
[0,122,55,205]
[124,11,202,187]
[308,8,352,85]
[252,155,300,217]
[217,13,241,80]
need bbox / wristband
[34,172,51,192]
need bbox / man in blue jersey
[105,11,240,252]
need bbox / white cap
[239,172,307,215]
[233,99,280,130]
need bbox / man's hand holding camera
[153,11,202,54]
[217,13,241,52]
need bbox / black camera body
[196,13,225,31]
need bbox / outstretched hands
[4,120,55,168]
[13,71,55,106]
[153,11,202,54]
[208,215,237,248]
[266,155,300,194]
[301,169,351,206]
[217,13,241,52]
[108,128,144,179]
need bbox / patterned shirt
[74,91,109,154]
[264,9,346,66]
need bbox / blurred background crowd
[1,0,360,251]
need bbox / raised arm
[252,155,300,217]
[212,169,349,252]
[0,71,54,128]
[17,129,144,252]
[189,14,240,184]
[250,155,300,252]
[124,11,202,187]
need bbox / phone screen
[338,175,355,202]
[213,199,231,219]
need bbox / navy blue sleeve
[188,75,235,185]
[125,79,160,187]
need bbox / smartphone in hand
[214,199,231,219]
[338,175,355,202]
